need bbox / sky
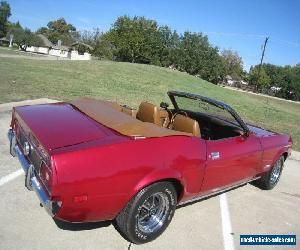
[7,0,300,71]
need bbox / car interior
[119,101,243,140]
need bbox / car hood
[14,103,116,150]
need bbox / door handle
[210,152,220,160]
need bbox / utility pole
[259,37,269,70]
[256,37,269,92]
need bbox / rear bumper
[7,129,61,217]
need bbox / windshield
[173,96,236,123]
[168,91,249,133]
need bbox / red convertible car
[8,91,292,244]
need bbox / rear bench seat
[136,102,169,127]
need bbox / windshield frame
[167,90,250,135]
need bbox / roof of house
[71,42,93,50]
[37,34,70,51]
[37,34,53,47]
[52,44,70,51]
[0,37,9,42]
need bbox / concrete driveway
[0,99,299,250]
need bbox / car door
[200,133,262,193]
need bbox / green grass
[0,52,299,150]
[0,46,48,57]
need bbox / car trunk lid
[14,103,115,150]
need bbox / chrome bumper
[7,129,61,217]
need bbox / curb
[290,150,300,161]
[0,98,59,112]
[222,86,300,105]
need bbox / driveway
[0,99,299,250]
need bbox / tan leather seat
[136,102,161,126]
[172,114,201,137]
[159,109,170,127]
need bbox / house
[24,34,91,60]
[70,42,93,60]
[223,75,236,86]
[48,39,70,58]
[270,86,282,93]
[240,80,248,85]
[223,75,249,88]
[0,37,10,46]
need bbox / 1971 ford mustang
[8,91,293,244]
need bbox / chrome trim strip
[178,177,260,206]
[31,176,55,216]
[7,129,60,217]
[7,128,13,141]
[7,129,16,157]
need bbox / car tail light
[37,144,51,166]
[40,161,53,192]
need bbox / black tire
[116,182,177,244]
[254,156,284,190]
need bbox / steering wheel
[169,110,188,127]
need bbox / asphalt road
[0,99,299,250]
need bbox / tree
[290,64,300,100]
[107,16,161,64]
[7,20,21,30]
[79,28,102,48]
[77,28,116,59]
[92,33,116,60]
[278,65,300,100]
[90,15,226,83]
[105,17,227,82]
[156,26,180,67]
[37,18,77,46]
[174,32,225,83]
[249,66,271,90]
[0,1,11,37]
[221,49,244,80]
[9,26,42,50]
[248,63,300,100]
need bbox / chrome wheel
[116,182,177,244]
[137,192,169,234]
[270,159,282,185]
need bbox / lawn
[0,46,46,57]
[0,50,299,150]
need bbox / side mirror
[160,102,169,109]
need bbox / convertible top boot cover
[71,97,192,138]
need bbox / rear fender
[271,135,292,166]
[128,168,185,203]
[273,147,289,166]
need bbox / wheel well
[283,152,288,161]
[162,178,184,201]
